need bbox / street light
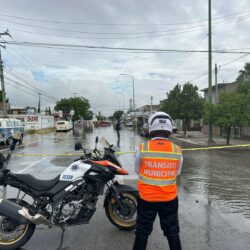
[120,74,136,126]
[117,93,125,111]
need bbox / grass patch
[25,129,36,134]
[26,128,55,134]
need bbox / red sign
[27,116,38,122]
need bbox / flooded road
[1,126,250,250]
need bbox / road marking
[182,143,250,151]
[15,153,81,157]
[13,143,250,157]
[16,158,46,173]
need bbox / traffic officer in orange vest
[133,112,182,250]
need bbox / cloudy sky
[0,0,249,115]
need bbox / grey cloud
[0,0,249,115]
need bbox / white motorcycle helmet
[148,112,173,137]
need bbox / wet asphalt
[1,126,250,250]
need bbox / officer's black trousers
[133,197,182,250]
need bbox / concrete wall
[9,115,55,130]
[202,125,250,138]
[241,127,250,137]
[202,125,221,137]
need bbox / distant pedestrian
[115,120,121,140]
[133,112,183,250]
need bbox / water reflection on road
[6,125,250,222]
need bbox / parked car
[140,122,149,137]
[0,118,25,144]
[56,120,71,132]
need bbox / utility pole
[122,94,124,111]
[71,92,79,98]
[0,31,11,118]
[38,93,41,113]
[0,48,7,117]
[215,63,218,103]
[120,74,136,127]
[132,76,135,113]
[150,96,153,113]
[208,0,213,143]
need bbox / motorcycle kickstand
[57,226,67,250]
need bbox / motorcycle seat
[13,174,60,191]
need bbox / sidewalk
[171,131,250,146]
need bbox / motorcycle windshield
[100,136,110,148]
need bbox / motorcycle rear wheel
[0,217,35,250]
[105,192,137,231]
[0,199,36,250]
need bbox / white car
[56,121,71,132]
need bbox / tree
[54,97,91,121]
[236,62,250,84]
[85,110,93,120]
[96,111,106,121]
[203,102,216,126]
[162,83,204,136]
[204,62,250,144]
[213,92,250,144]
[0,90,9,103]
[112,110,124,121]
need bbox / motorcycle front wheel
[105,192,137,231]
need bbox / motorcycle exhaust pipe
[0,199,31,224]
[18,207,51,225]
[0,199,50,225]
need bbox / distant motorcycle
[0,133,137,250]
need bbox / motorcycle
[0,132,138,250]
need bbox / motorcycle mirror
[95,136,99,144]
[75,142,83,151]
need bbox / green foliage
[203,62,250,144]
[112,110,124,121]
[203,102,216,125]
[214,92,249,128]
[85,110,93,120]
[54,97,91,120]
[162,83,204,135]
[213,92,250,144]
[96,111,106,121]
[0,90,8,103]
[236,62,250,84]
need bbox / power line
[1,41,250,54]
[0,9,249,26]
[0,13,249,37]
[169,35,207,75]
[5,76,56,101]
[0,24,207,40]
[188,53,250,84]
[6,79,40,98]
[0,14,248,41]
[219,53,250,67]
[5,71,56,100]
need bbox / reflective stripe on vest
[139,140,180,186]
[139,175,176,186]
[140,151,181,160]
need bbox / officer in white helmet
[133,112,183,250]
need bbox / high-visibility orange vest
[138,139,182,202]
